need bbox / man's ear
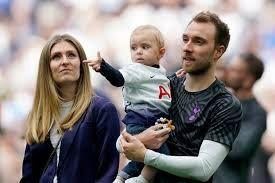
[159,47,166,58]
[214,45,225,61]
[243,75,255,89]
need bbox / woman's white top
[50,101,73,183]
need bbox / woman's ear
[214,45,225,61]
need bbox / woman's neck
[59,83,77,101]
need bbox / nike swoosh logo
[150,75,155,78]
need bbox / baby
[84,25,172,183]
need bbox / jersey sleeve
[99,59,124,87]
[204,95,242,150]
[144,140,229,182]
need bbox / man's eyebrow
[193,36,206,40]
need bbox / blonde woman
[20,34,120,183]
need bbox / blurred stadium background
[0,0,275,182]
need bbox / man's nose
[183,41,193,52]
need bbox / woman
[20,34,120,183]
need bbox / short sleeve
[205,96,242,150]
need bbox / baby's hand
[155,117,175,130]
[83,51,102,72]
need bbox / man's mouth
[183,56,195,62]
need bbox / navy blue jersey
[156,74,242,183]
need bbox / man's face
[181,21,217,75]
[226,57,248,91]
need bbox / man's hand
[135,124,171,149]
[120,131,147,162]
[176,69,186,77]
[83,51,102,71]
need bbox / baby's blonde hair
[131,25,165,48]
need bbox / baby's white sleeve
[116,135,123,153]
[144,140,229,182]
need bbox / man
[120,11,242,183]
[213,53,271,183]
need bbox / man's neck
[235,89,254,100]
[184,71,216,92]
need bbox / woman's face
[50,41,81,87]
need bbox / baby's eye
[131,46,137,50]
[143,45,150,49]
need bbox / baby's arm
[83,52,124,87]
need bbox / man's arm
[227,112,266,160]
[121,133,229,182]
[144,140,229,182]
[116,124,171,153]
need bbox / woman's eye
[52,55,60,60]
[68,53,75,58]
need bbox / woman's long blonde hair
[26,34,94,144]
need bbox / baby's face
[130,30,163,66]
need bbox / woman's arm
[20,144,35,183]
[95,101,120,183]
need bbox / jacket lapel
[57,111,87,170]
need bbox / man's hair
[131,25,165,48]
[190,11,230,51]
[240,53,264,81]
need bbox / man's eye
[182,38,188,43]
[196,40,204,45]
